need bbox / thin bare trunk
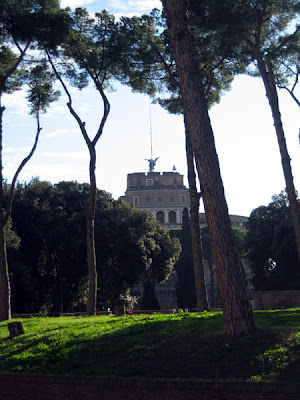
[185,123,208,311]
[0,105,10,321]
[46,49,110,316]
[165,0,255,337]
[0,38,33,321]
[0,103,42,320]
[256,53,300,264]
[0,224,10,321]
[5,113,42,225]
[86,145,97,316]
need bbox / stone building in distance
[124,167,190,229]
[123,164,250,310]
[124,167,248,233]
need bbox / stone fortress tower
[123,158,251,310]
[124,161,190,229]
[124,158,248,232]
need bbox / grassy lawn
[1,309,300,382]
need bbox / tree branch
[45,48,92,148]
[278,85,300,107]
[0,40,31,86]
[4,111,42,226]
[268,26,300,58]
[72,44,110,146]
[92,79,110,146]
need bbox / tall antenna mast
[150,103,153,160]
[145,103,159,172]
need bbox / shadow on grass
[0,309,300,381]
[0,312,224,377]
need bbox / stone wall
[1,374,300,400]
[198,213,248,232]
[249,290,300,310]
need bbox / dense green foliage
[26,65,60,116]
[188,0,300,86]
[245,192,300,290]
[159,1,249,113]
[1,309,300,381]
[8,179,180,314]
[0,0,68,96]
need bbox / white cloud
[40,151,88,160]
[3,147,32,159]
[42,128,79,139]
[44,105,69,118]
[2,89,29,112]
[43,129,69,139]
[128,0,161,11]
[108,0,161,12]
[14,161,89,184]
[2,148,32,178]
[60,0,95,8]
[114,11,138,19]
[107,0,128,10]
[3,147,18,153]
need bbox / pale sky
[2,0,300,217]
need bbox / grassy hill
[1,309,300,382]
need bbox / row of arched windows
[156,210,177,224]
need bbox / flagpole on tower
[145,102,159,172]
[150,103,153,160]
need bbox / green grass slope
[1,309,300,382]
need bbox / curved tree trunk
[0,104,41,321]
[256,53,300,265]
[0,216,10,321]
[0,229,10,321]
[185,123,208,311]
[0,39,34,321]
[165,0,256,337]
[0,105,10,321]
[46,49,111,317]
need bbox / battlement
[127,171,184,189]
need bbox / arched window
[168,210,176,224]
[156,210,165,224]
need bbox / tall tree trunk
[46,51,103,316]
[0,219,11,322]
[165,0,256,337]
[209,263,216,309]
[185,123,208,311]
[0,107,41,321]
[46,50,111,316]
[256,54,300,264]
[0,105,10,321]
[86,146,97,316]
[0,102,42,321]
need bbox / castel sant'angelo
[122,158,250,310]
[124,158,248,232]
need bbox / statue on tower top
[145,157,159,172]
